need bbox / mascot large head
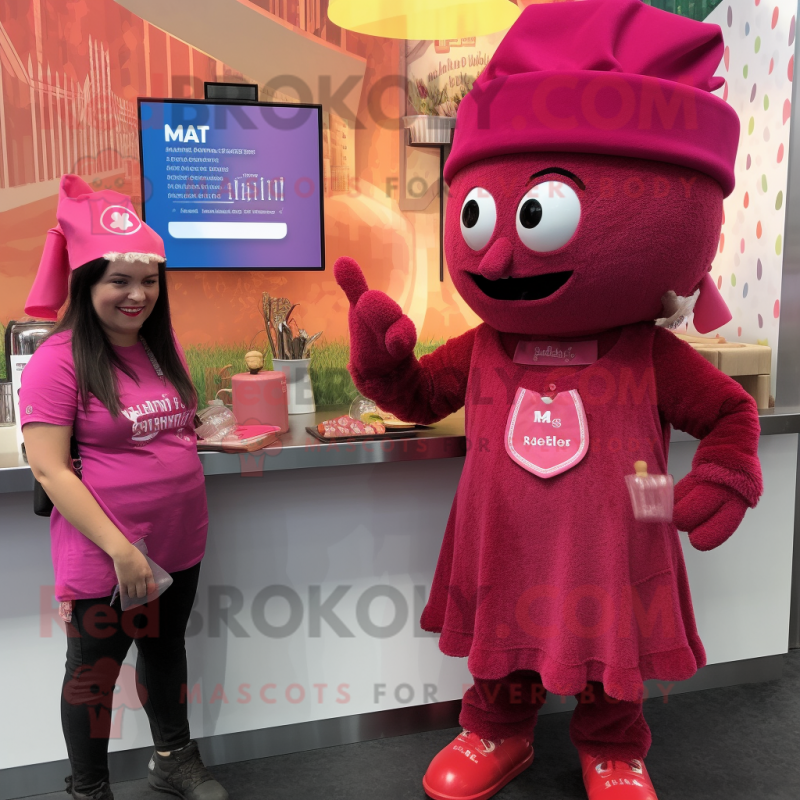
[443,0,738,337]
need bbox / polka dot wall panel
[704,0,796,389]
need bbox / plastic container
[402,115,455,144]
[195,400,238,441]
[625,461,674,522]
[110,539,174,611]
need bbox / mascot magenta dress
[334,2,763,799]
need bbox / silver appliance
[0,382,13,426]
[4,319,57,451]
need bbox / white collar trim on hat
[103,251,166,264]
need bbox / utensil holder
[272,358,315,414]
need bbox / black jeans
[61,562,201,793]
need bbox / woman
[19,175,228,800]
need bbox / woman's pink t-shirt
[18,330,208,601]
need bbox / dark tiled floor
[21,650,800,800]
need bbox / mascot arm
[652,326,763,551]
[352,328,476,425]
[335,256,475,424]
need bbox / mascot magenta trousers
[460,671,652,762]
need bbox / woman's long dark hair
[48,258,197,415]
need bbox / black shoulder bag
[32,435,82,517]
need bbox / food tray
[197,432,279,452]
[305,427,422,444]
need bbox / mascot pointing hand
[335,2,763,798]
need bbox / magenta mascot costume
[334,2,763,799]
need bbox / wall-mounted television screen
[138,98,324,271]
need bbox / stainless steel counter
[0,406,468,494]
[2,404,799,494]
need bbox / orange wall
[0,1,477,347]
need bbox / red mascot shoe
[422,730,533,800]
[579,752,659,800]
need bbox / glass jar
[348,395,377,422]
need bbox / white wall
[0,434,795,771]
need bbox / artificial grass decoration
[185,337,445,409]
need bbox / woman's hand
[112,543,155,599]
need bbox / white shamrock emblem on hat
[110,211,133,231]
[99,205,141,235]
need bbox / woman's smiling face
[90,259,160,345]
[445,152,723,336]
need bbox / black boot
[148,740,229,800]
[65,776,114,800]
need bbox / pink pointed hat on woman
[25,175,166,320]
[444,0,739,332]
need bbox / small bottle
[625,461,674,522]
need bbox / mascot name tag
[513,340,598,366]
[505,388,589,478]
